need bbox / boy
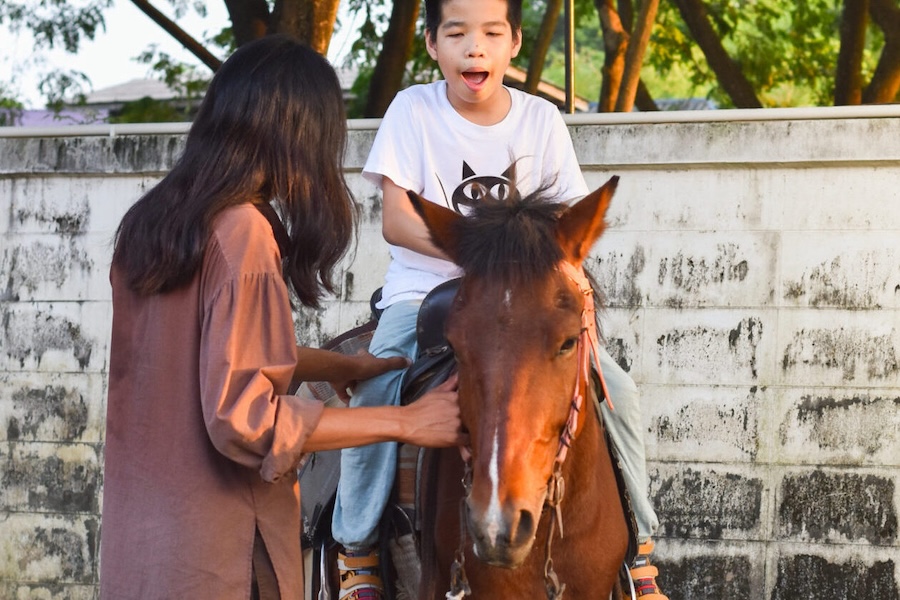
[332,1,668,598]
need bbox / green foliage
[0,0,113,52]
[0,83,24,126]
[108,96,190,123]
[38,68,89,110]
[136,45,210,100]
[648,0,884,108]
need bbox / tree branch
[671,0,762,108]
[525,0,563,94]
[364,0,419,117]
[130,0,222,71]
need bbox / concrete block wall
[1,108,898,598]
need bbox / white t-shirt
[363,80,589,308]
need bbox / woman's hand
[303,373,466,452]
[397,373,467,447]
[328,351,410,401]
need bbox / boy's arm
[381,175,453,261]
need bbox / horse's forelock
[453,189,565,282]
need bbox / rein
[446,262,611,600]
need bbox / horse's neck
[561,397,609,518]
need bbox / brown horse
[408,177,630,599]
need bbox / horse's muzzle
[465,498,538,568]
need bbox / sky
[1,0,358,110]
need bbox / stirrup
[338,549,384,600]
[625,539,668,599]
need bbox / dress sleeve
[199,270,324,483]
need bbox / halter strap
[557,261,614,412]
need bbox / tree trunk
[223,0,270,47]
[615,0,659,112]
[271,0,340,55]
[595,0,629,111]
[525,0,563,94]
[364,0,420,117]
[671,0,763,108]
[864,0,900,102]
[835,0,869,105]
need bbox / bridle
[446,261,612,600]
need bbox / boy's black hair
[425,0,523,42]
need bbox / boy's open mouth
[462,71,489,86]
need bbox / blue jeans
[332,300,421,550]
[331,300,660,548]
[597,347,660,541]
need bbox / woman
[99,35,463,600]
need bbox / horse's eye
[559,336,579,355]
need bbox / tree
[362,0,418,118]
[4,0,900,117]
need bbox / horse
[407,176,631,599]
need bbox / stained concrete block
[572,118,900,169]
[583,167,768,233]
[0,135,184,175]
[778,309,900,387]
[781,231,900,310]
[587,236,648,309]
[643,309,777,386]
[1,233,113,303]
[6,176,149,237]
[772,165,900,231]
[776,389,900,466]
[341,239,391,304]
[0,513,99,583]
[0,373,105,444]
[0,583,98,600]
[0,442,101,513]
[771,550,899,600]
[292,301,343,349]
[777,469,897,545]
[653,539,765,599]
[642,384,766,463]
[0,302,110,373]
[345,172,383,229]
[597,307,643,379]
[651,464,768,540]
[650,231,777,309]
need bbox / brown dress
[100,203,324,599]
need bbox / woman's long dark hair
[113,35,355,308]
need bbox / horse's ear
[557,176,619,265]
[406,190,463,263]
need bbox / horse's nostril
[512,509,536,546]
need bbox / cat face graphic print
[445,161,518,214]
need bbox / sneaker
[626,538,669,599]
[338,548,384,600]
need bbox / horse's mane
[452,187,566,283]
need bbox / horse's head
[408,176,618,568]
